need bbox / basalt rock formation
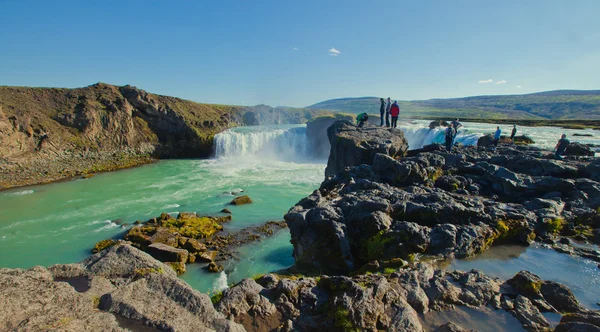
[324,120,409,177]
[287,123,600,275]
[0,83,331,189]
[215,265,598,332]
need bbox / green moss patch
[91,239,118,253]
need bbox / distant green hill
[307,90,600,120]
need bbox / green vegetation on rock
[210,290,224,304]
[91,239,118,253]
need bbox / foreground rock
[287,122,600,275]
[0,244,243,331]
[95,211,287,275]
[215,265,597,332]
[324,120,409,177]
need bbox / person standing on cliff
[510,124,517,143]
[554,134,569,160]
[451,119,462,146]
[445,124,455,151]
[494,126,502,149]
[379,98,386,126]
[390,101,400,128]
[385,97,392,127]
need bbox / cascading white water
[214,125,311,161]
[399,126,481,149]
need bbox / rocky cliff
[288,128,600,275]
[0,83,329,189]
[324,120,409,177]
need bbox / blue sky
[1,0,599,107]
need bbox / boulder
[145,243,188,264]
[477,134,496,147]
[565,142,595,156]
[182,238,207,253]
[513,135,535,145]
[230,195,253,205]
[324,120,408,177]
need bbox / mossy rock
[92,239,118,253]
[166,262,186,276]
[230,195,253,205]
[156,214,224,239]
[206,261,224,273]
[545,218,565,235]
[508,271,543,297]
[210,290,224,304]
[359,230,395,262]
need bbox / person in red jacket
[390,101,400,128]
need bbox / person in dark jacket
[385,97,391,127]
[510,125,517,143]
[554,134,569,160]
[379,98,385,126]
[390,101,400,128]
[445,124,455,151]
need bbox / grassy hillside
[308,90,600,120]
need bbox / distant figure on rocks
[356,112,369,128]
[554,134,570,160]
[494,126,502,148]
[510,124,517,143]
[390,101,400,128]
[379,98,385,126]
[445,124,455,151]
[451,118,462,130]
[385,97,391,127]
[451,118,462,146]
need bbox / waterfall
[214,125,311,161]
[400,126,481,149]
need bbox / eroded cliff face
[0,83,329,189]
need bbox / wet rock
[220,208,232,214]
[230,195,253,205]
[540,280,583,313]
[557,311,600,331]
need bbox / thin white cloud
[328,48,341,56]
[496,80,507,84]
[478,79,493,84]
[516,85,523,88]
[292,47,299,51]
